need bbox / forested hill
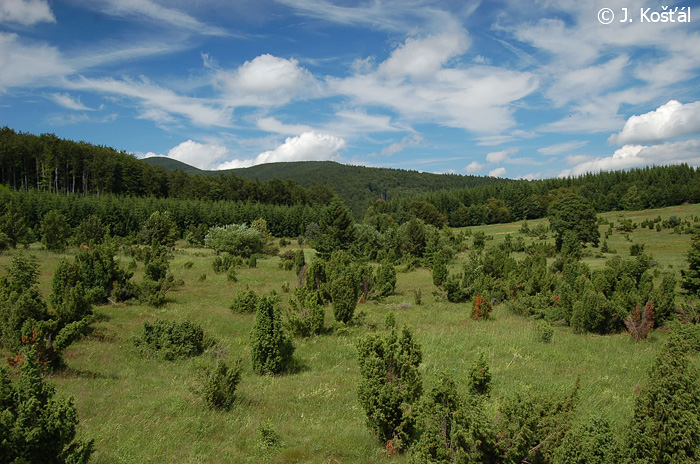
[143,158,510,216]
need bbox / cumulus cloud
[489,167,506,177]
[215,131,345,170]
[0,0,55,25]
[379,31,469,79]
[608,100,700,145]
[538,141,588,156]
[216,54,319,107]
[48,93,93,111]
[464,161,486,173]
[559,139,700,177]
[150,140,230,170]
[381,133,423,156]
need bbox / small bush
[554,416,620,464]
[285,287,324,337]
[413,288,422,306]
[625,301,654,342]
[226,266,238,283]
[468,352,491,396]
[229,289,258,313]
[294,249,305,275]
[535,320,554,343]
[375,259,397,298]
[384,311,396,329]
[258,420,282,450]
[203,361,242,410]
[630,243,645,256]
[471,295,492,321]
[135,319,210,360]
[247,254,257,268]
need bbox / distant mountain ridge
[141,157,509,216]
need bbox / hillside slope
[142,158,507,216]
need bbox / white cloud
[559,139,700,177]
[489,167,506,177]
[215,54,319,107]
[379,31,469,79]
[48,93,93,111]
[257,117,313,135]
[0,32,71,90]
[215,131,346,170]
[464,161,486,173]
[546,55,629,107]
[328,110,405,136]
[66,76,232,127]
[0,0,54,25]
[538,140,588,156]
[331,31,537,134]
[96,0,227,36]
[486,147,518,163]
[154,140,230,170]
[609,100,700,145]
[517,173,542,181]
[381,134,423,156]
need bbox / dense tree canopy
[548,193,599,251]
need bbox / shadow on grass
[285,356,310,375]
[54,366,119,380]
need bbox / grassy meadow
[3,203,700,463]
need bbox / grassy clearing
[2,204,700,463]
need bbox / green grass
[2,204,700,463]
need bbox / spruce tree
[432,252,448,288]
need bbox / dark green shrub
[374,259,397,298]
[0,352,94,463]
[293,249,305,275]
[212,253,238,274]
[331,271,358,324]
[472,231,486,251]
[40,209,71,252]
[627,333,700,463]
[305,258,327,293]
[51,246,134,305]
[494,384,579,464]
[226,266,238,282]
[142,211,178,248]
[72,214,107,246]
[258,420,282,449]
[229,290,258,314]
[432,253,448,288]
[285,287,324,337]
[203,361,242,411]
[571,289,622,334]
[413,288,422,306]
[251,295,294,375]
[535,320,554,343]
[247,254,258,268]
[385,311,396,329]
[468,352,491,396]
[554,416,620,464]
[412,373,496,463]
[444,274,467,303]
[278,249,296,270]
[357,326,422,452]
[135,319,210,360]
[630,243,645,256]
[185,223,208,246]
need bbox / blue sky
[1,0,700,179]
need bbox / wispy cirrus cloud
[48,93,94,111]
[89,0,228,36]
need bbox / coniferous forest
[2,127,700,463]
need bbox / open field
[2,203,700,463]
